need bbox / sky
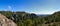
[0,0,60,14]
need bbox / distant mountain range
[36,14,50,17]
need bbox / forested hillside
[0,11,60,26]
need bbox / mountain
[0,11,60,26]
[36,14,50,17]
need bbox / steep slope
[0,14,17,26]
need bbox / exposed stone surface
[0,14,17,26]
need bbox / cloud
[8,6,12,9]
[8,5,12,11]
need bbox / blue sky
[0,0,60,14]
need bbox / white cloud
[8,5,12,9]
[7,5,12,11]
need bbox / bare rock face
[0,14,17,26]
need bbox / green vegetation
[0,11,60,26]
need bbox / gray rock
[0,14,17,26]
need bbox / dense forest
[0,11,60,26]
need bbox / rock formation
[0,14,17,26]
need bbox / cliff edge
[0,14,17,26]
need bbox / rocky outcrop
[0,14,17,26]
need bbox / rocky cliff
[0,14,17,26]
